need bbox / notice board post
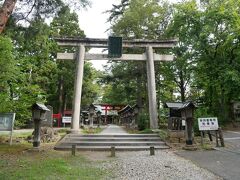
[0,113,15,145]
[198,117,224,147]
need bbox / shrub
[138,111,149,130]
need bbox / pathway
[176,130,240,180]
[55,124,169,151]
[100,124,128,134]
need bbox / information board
[0,113,15,145]
[62,116,72,123]
[0,113,15,131]
[198,117,219,131]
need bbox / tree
[0,0,90,34]
[164,0,201,102]
[51,6,102,113]
[0,36,15,111]
[105,0,173,106]
[166,0,240,124]
[194,0,240,123]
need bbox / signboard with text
[0,113,16,145]
[0,113,15,131]
[62,116,72,123]
[198,117,219,131]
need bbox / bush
[138,111,149,130]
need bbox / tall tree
[104,0,173,108]
[164,0,201,102]
[0,36,15,111]
[0,0,90,34]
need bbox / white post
[146,46,159,129]
[71,45,85,133]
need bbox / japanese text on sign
[198,117,219,131]
[62,116,72,123]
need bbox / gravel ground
[99,150,222,180]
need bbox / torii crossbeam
[55,37,177,133]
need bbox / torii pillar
[146,46,158,129]
[55,37,177,132]
[71,45,85,133]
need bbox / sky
[77,0,180,71]
[77,0,120,70]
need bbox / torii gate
[55,37,177,133]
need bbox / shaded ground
[176,150,240,180]
[176,130,240,180]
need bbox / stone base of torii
[55,37,177,133]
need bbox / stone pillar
[146,46,159,129]
[71,45,85,133]
[89,113,94,127]
[33,119,41,148]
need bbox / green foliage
[0,36,15,112]
[50,6,101,111]
[9,0,90,24]
[138,111,149,130]
[103,0,173,111]
[0,5,100,127]
[82,127,103,134]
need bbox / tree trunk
[58,75,64,115]
[0,0,17,34]
[179,70,186,102]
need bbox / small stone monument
[31,103,50,149]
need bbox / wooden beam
[54,37,178,48]
[57,53,174,61]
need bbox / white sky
[77,0,120,70]
[77,0,180,71]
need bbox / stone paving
[100,124,128,134]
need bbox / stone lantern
[178,102,196,146]
[31,103,50,148]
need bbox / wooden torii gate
[55,37,177,133]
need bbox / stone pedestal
[183,144,197,151]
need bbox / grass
[0,130,110,179]
[0,143,109,180]
[126,128,164,134]
[56,128,69,137]
[158,129,168,140]
[82,127,103,134]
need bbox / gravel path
[100,150,222,180]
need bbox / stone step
[55,133,168,151]
[67,134,160,138]
[60,141,166,146]
[64,137,162,141]
[54,145,169,151]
